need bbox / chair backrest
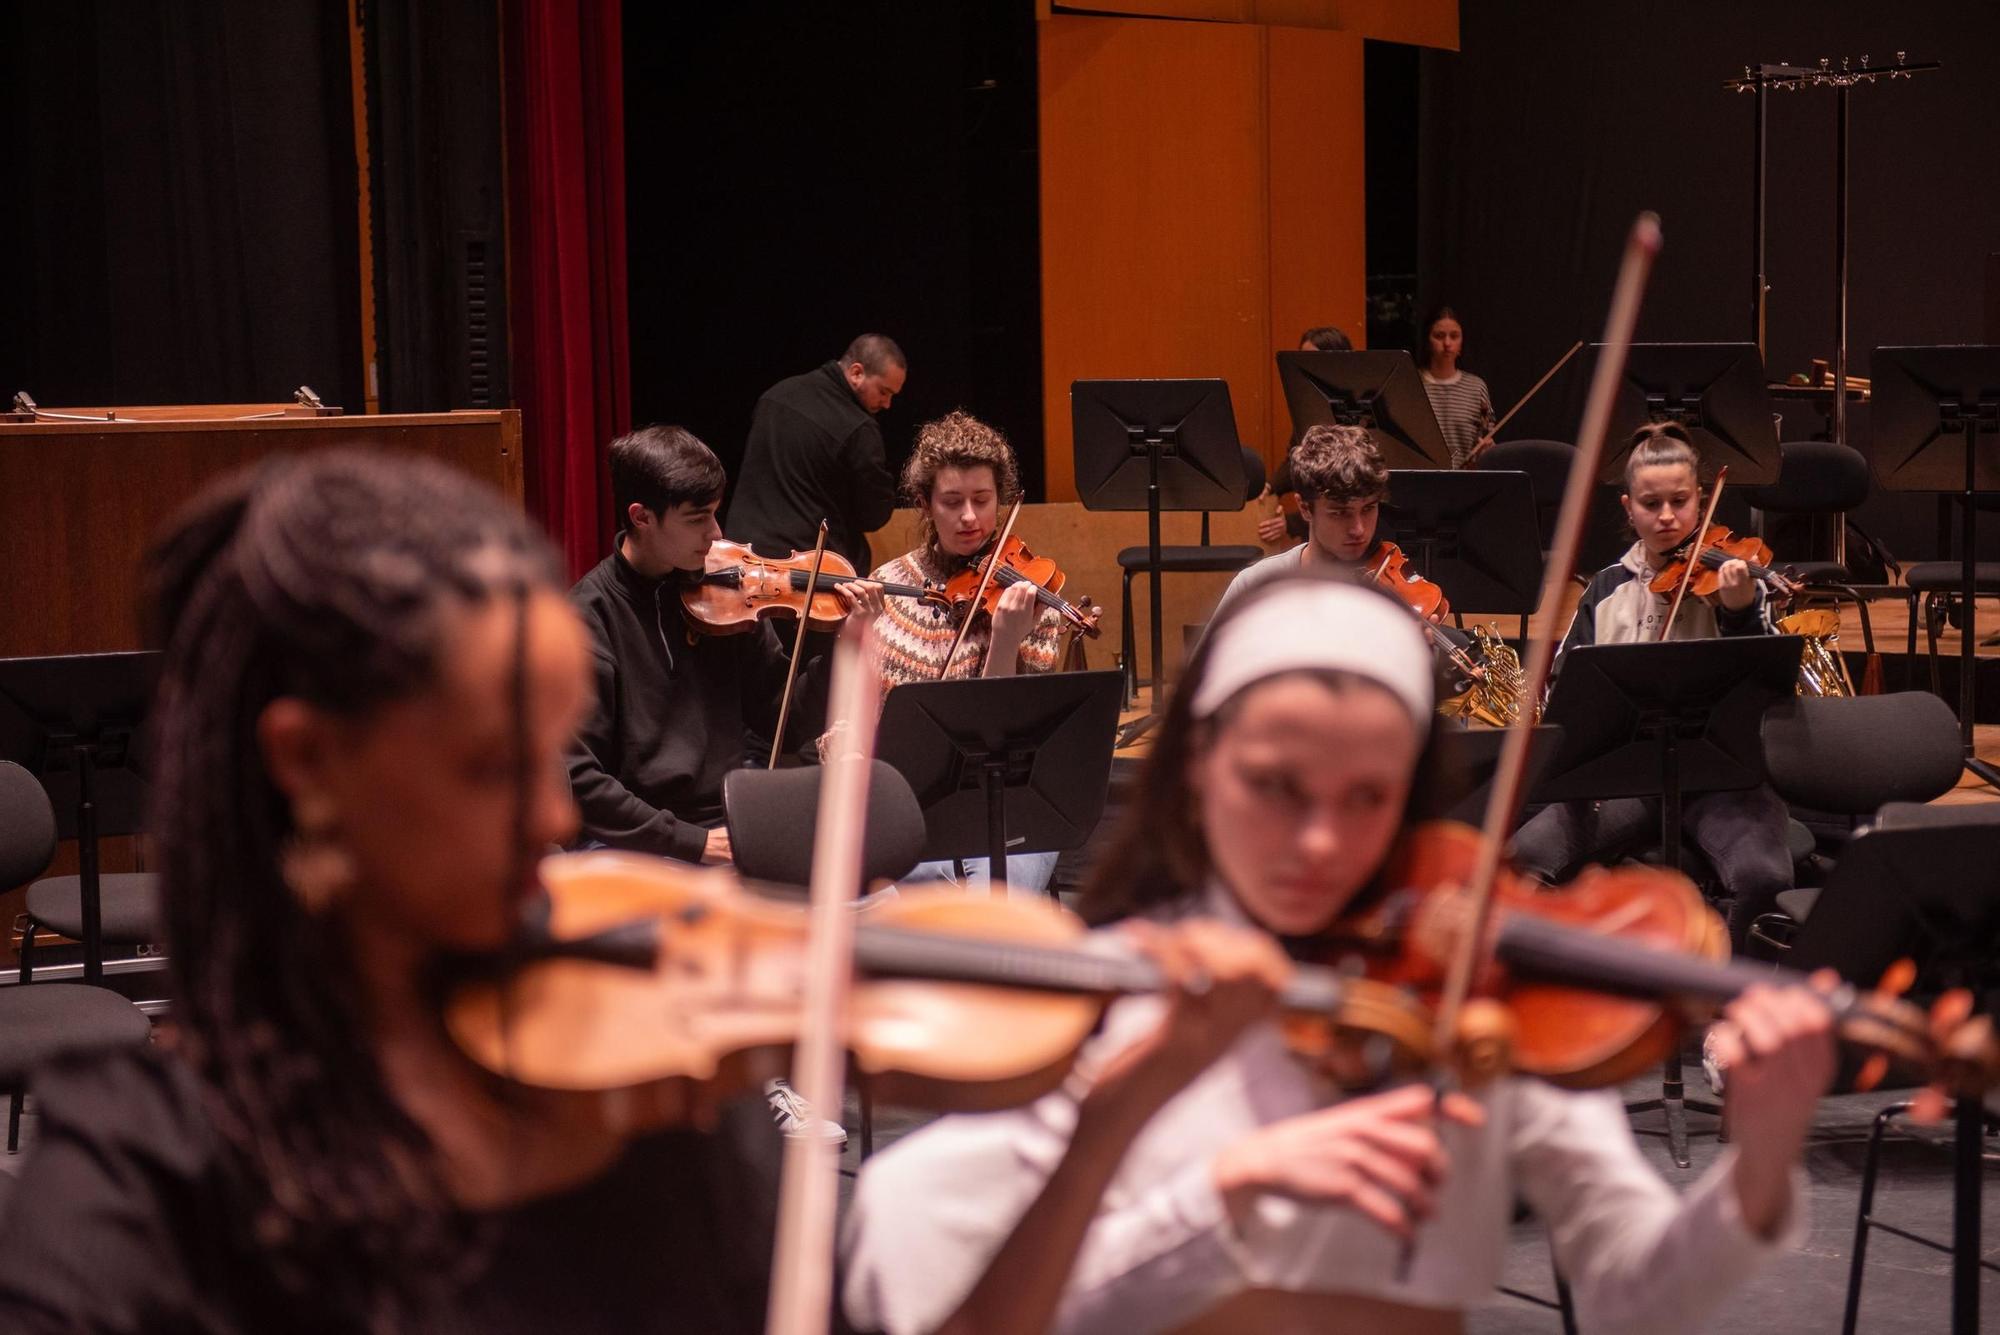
[1478,439,1576,549]
[1238,445,1267,503]
[0,760,56,889]
[1761,692,1963,816]
[722,760,926,891]
[1740,439,1871,515]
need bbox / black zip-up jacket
[725,361,898,569]
[566,550,816,862]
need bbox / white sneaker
[1701,1027,1730,1096]
[765,1077,848,1146]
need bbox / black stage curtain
[1419,2,2000,559]
[0,1,363,411]
[622,1,1042,504]
[365,0,509,413]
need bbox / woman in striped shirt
[1417,305,1497,468]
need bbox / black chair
[724,760,929,1160]
[1478,439,1575,551]
[0,761,153,1152]
[721,760,925,893]
[1740,439,1873,585]
[1900,561,2000,697]
[1751,692,1965,950]
[17,873,160,984]
[1118,446,1267,701]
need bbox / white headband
[1190,581,1435,730]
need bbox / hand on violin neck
[982,580,1040,675]
[1715,557,1756,612]
[1080,919,1289,1130]
[833,579,884,625]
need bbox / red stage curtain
[503,0,630,579]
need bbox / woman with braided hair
[0,450,1308,1333]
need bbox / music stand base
[1963,755,2000,791]
[1626,1093,1726,1170]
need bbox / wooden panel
[1039,16,1272,501]
[866,501,1545,692]
[1265,26,1368,458]
[0,410,523,656]
[1038,14,1370,497]
[1048,1,1459,48]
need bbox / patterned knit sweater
[869,546,1066,694]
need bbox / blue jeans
[902,851,1061,898]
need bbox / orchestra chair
[1118,446,1267,704]
[1740,439,1874,586]
[1901,560,2000,697]
[1748,692,1964,955]
[722,760,925,894]
[724,760,927,1159]
[1478,439,1575,552]
[16,873,160,986]
[0,761,153,1154]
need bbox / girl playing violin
[0,451,1299,1335]
[1509,423,1794,955]
[845,572,1836,1335]
[838,410,1071,892]
[845,409,1067,690]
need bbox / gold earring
[281,791,355,915]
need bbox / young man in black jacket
[725,333,904,570]
[568,425,874,864]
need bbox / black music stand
[1788,804,2000,1335]
[1436,724,1563,827]
[1869,346,2000,787]
[1379,469,1544,638]
[1536,343,1781,486]
[1275,350,1450,467]
[0,653,158,986]
[1072,380,1244,740]
[1534,635,1804,1166]
[874,670,1122,894]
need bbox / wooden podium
[0,402,523,657]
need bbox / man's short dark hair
[609,425,725,530]
[1291,424,1387,504]
[1299,326,1352,352]
[842,333,907,376]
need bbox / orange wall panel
[1265,26,1367,454]
[1038,14,1368,496]
[1038,16,1273,500]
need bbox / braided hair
[143,449,562,1331]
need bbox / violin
[445,850,1436,1111]
[1365,541,1450,622]
[1646,524,1803,604]
[682,538,951,635]
[943,534,1102,639]
[1325,822,1999,1099]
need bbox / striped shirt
[868,546,1066,694]
[1421,369,1496,468]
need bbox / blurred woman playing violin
[845,572,1836,1335]
[1510,423,1793,956]
[0,450,1302,1335]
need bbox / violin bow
[936,495,1025,681]
[764,613,885,1335]
[1433,215,1664,1074]
[1657,466,1729,643]
[769,520,833,768]
[1487,339,1586,442]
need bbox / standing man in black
[726,333,905,569]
